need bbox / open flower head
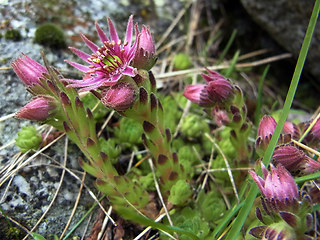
[65,15,138,92]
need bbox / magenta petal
[23,54,47,73]
[65,60,91,72]
[69,47,91,62]
[95,22,109,43]
[201,73,214,83]
[107,17,119,43]
[122,66,137,77]
[80,33,99,52]
[124,15,133,52]
[249,170,266,194]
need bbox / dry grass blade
[40,152,116,226]
[80,212,94,240]
[22,136,68,240]
[133,213,167,240]
[155,53,292,80]
[205,133,240,204]
[98,110,115,137]
[155,0,193,49]
[59,171,87,239]
[0,133,65,187]
[96,206,112,240]
[292,139,320,157]
[148,159,173,226]
[0,113,16,122]
[206,167,253,173]
[147,159,178,239]
[0,66,12,71]
[0,139,15,151]
[299,111,320,142]
[201,147,214,190]
[185,0,202,53]
[1,213,33,238]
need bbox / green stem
[225,0,320,238]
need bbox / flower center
[87,41,126,75]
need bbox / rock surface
[240,0,320,80]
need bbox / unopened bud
[11,53,47,87]
[16,96,55,121]
[101,82,136,111]
[133,25,156,70]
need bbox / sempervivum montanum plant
[65,14,189,201]
[12,50,150,214]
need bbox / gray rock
[240,0,320,80]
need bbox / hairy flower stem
[123,70,187,197]
[226,86,252,161]
[43,64,149,212]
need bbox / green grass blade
[217,29,237,64]
[224,50,240,78]
[225,0,320,239]
[295,171,320,184]
[62,196,104,240]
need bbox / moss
[173,53,192,70]
[34,23,66,49]
[4,29,21,41]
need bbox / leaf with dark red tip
[279,211,298,227]
[249,226,266,238]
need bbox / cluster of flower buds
[256,115,320,175]
[255,115,301,156]
[249,163,313,239]
[12,54,58,122]
[184,70,252,160]
[183,69,234,107]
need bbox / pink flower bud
[138,26,155,55]
[201,70,233,103]
[256,116,278,156]
[201,69,226,83]
[133,25,157,70]
[249,163,299,213]
[310,118,320,139]
[101,82,136,111]
[183,84,214,107]
[212,107,229,126]
[300,158,320,175]
[282,121,300,139]
[16,97,55,121]
[11,54,47,86]
[206,79,233,102]
[272,145,306,172]
[258,115,277,139]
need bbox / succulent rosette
[64,15,138,92]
